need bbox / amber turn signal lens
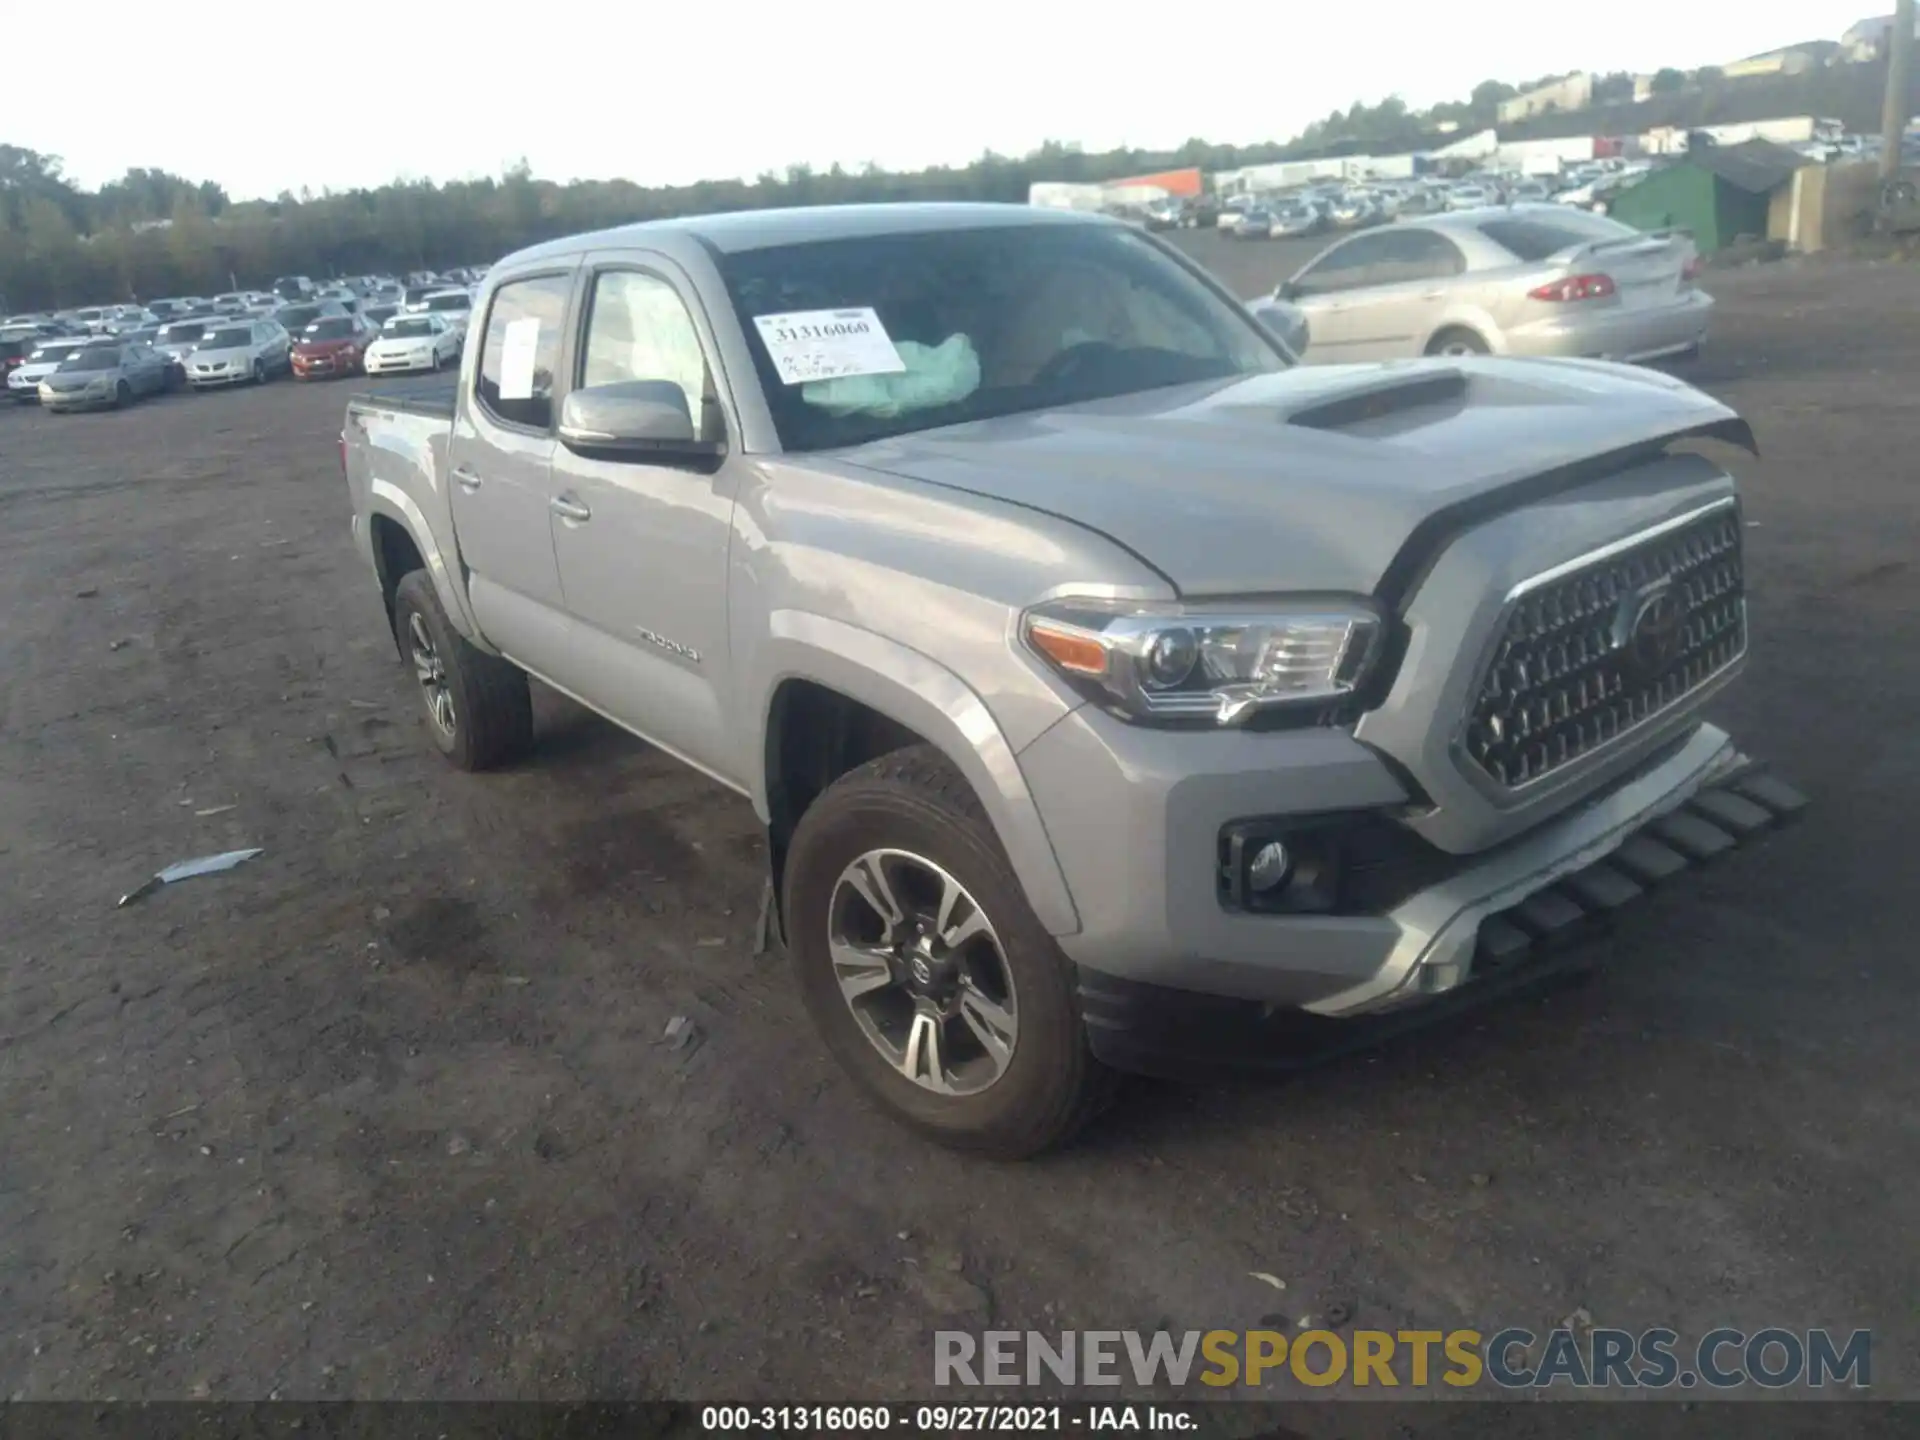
[1027,621,1109,677]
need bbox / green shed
[1606,140,1805,252]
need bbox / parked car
[7,336,101,402]
[184,320,292,388]
[1325,191,1381,229]
[360,302,401,329]
[420,287,475,335]
[153,317,226,369]
[363,313,461,374]
[212,292,252,314]
[291,313,378,380]
[0,333,35,387]
[1227,205,1276,239]
[340,202,1796,1158]
[272,300,349,337]
[37,340,176,411]
[1445,183,1496,211]
[1275,205,1710,364]
[272,275,317,300]
[1268,199,1324,238]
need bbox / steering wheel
[1032,340,1125,390]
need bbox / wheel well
[763,679,928,915]
[369,514,425,639]
[1425,324,1488,355]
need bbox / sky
[4,0,1886,200]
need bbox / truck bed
[348,376,456,420]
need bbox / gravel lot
[2,251,1916,1424]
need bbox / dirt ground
[2,254,1917,1426]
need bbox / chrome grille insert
[1462,501,1746,790]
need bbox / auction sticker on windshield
[752,308,904,385]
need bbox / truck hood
[839,357,1753,597]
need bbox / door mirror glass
[1247,299,1308,360]
[559,380,719,463]
[1275,280,1301,302]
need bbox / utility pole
[1884,0,1916,180]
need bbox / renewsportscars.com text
[934,1327,1872,1391]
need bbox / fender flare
[758,611,1081,937]
[367,478,490,647]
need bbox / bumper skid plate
[1078,761,1807,1078]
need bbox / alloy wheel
[826,848,1019,1095]
[407,611,456,738]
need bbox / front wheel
[390,570,533,771]
[252,358,267,385]
[114,380,132,408]
[783,745,1115,1159]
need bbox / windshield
[1478,212,1636,261]
[363,305,398,326]
[718,222,1285,453]
[405,287,436,304]
[386,318,434,338]
[59,347,120,373]
[205,328,253,349]
[305,318,356,340]
[32,342,88,363]
[277,306,321,330]
[426,294,469,312]
[158,322,211,344]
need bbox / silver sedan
[1273,205,1711,364]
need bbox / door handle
[452,467,482,492]
[549,494,592,523]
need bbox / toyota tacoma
[340,203,1804,1158]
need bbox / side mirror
[558,380,721,466]
[1249,298,1310,360]
[1275,280,1302,302]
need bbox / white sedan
[363,314,461,374]
[186,320,293,388]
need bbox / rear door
[445,265,579,656]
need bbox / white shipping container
[1028,182,1106,212]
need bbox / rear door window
[475,274,572,431]
[1290,234,1399,297]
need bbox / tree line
[0,65,1720,310]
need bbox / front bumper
[1018,698,1804,1066]
[189,368,250,387]
[39,388,114,411]
[363,354,436,374]
[1505,290,1713,363]
[1072,742,1805,1076]
[293,353,354,378]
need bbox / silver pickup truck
[342,203,1804,1158]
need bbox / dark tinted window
[426,293,470,312]
[0,338,28,361]
[1290,234,1397,296]
[60,347,121,372]
[720,223,1285,452]
[476,274,571,430]
[206,328,253,348]
[277,305,321,330]
[1477,214,1634,262]
[306,318,356,339]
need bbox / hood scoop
[1283,368,1471,433]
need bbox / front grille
[1462,505,1746,789]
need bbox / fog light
[1248,840,1292,894]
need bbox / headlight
[1022,596,1384,726]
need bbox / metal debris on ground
[194,805,236,818]
[75,587,99,598]
[1249,1272,1287,1291]
[664,1015,701,1051]
[117,848,265,907]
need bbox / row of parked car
[1,269,487,412]
[1212,163,1656,241]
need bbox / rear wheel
[252,358,267,385]
[114,380,132,408]
[391,570,533,772]
[1427,327,1489,357]
[783,745,1115,1159]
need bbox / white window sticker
[497,316,541,400]
[752,307,904,386]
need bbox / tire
[783,744,1116,1159]
[1427,327,1489,357]
[390,569,533,771]
[114,380,132,409]
[252,358,267,385]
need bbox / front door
[1289,232,1399,362]
[544,258,740,782]
[446,267,579,660]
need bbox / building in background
[1498,73,1594,124]
[1606,139,1807,250]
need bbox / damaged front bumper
[1077,722,1806,1076]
